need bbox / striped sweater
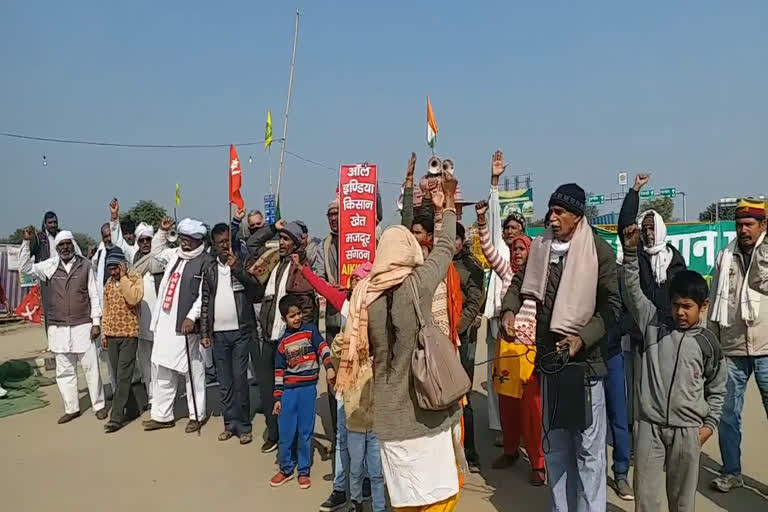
[478,222,514,298]
[274,323,333,401]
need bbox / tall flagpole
[276,9,300,211]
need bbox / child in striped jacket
[270,294,335,490]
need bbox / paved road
[1,324,766,511]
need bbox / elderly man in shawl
[142,217,214,433]
[501,183,621,512]
[18,228,107,424]
[708,198,768,493]
[246,218,317,453]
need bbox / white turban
[53,230,74,248]
[177,218,206,239]
[134,222,154,239]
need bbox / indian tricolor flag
[427,96,438,148]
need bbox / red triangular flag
[229,145,244,210]
[15,285,43,323]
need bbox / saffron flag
[175,183,181,206]
[229,145,244,210]
[15,285,42,323]
[427,96,438,148]
[265,110,273,150]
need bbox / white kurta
[17,242,105,414]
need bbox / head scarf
[35,231,75,279]
[735,198,766,221]
[637,209,674,285]
[134,222,154,240]
[177,218,206,239]
[509,235,532,273]
[53,230,74,249]
[504,212,527,233]
[335,225,424,394]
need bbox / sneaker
[320,490,348,511]
[466,452,481,474]
[261,440,278,453]
[710,474,744,493]
[362,478,372,501]
[491,452,520,470]
[614,477,634,501]
[298,475,311,489]
[269,471,294,487]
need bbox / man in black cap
[500,183,620,511]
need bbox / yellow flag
[175,183,181,206]
[264,110,273,150]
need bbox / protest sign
[339,163,377,287]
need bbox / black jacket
[501,229,621,378]
[200,257,264,340]
[453,248,486,336]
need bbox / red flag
[229,145,244,210]
[15,285,43,323]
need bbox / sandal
[218,430,235,441]
[240,432,253,445]
[104,422,123,434]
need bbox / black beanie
[549,183,586,217]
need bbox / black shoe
[320,490,348,511]
[185,420,202,433]
[467,458,481,474]
[104,422,124,433]
[95,408,108,421]
[57,412,81,424]
[261,440,278,453]
[143,419,175,431]
[348,502,363,512]
[362,477,372,501]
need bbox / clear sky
[2,1,766,239]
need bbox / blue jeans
[212,328,252,434]
[604,353,631,478]
[348,431,385,511]
[718,355,768,475]
[278,385,317,476]
[543,377,607,512]
[333,399,350,492]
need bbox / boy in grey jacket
[622,226,726,512]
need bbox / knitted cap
[735,198,766,221]
[105,247,127,267]
[280,222,304,247]
[549,183,586,217]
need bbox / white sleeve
[111,220,130,253]
[185,278,203,322]
[88,266,102,325]
[18,241,49,280]
[151,229,175,265]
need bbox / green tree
[0,228,25,244]
[120,200,168,229]
[640,197,675,222]
[73,232,97,252]
[698,202,736,222]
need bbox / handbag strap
[408,278,428,329]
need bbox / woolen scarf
[335,225,424,394]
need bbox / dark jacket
[618,189,687,341]
[170,252,214,335]
[200,257,264,340]
[453,247,486,336]
[247,223,318,341]
[501,228,621,378]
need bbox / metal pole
[276,9,300,211]
[682,192,687,222]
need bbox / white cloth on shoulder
[711,232,765,327]
[638,209,674,285]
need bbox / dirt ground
[1,323,766,511]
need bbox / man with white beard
[143,217,214,433]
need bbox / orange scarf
[446,262,463,346]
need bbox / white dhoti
[55,342,105,415]
[151,334,206,422]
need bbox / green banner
[528,221,736,278]
[499,188,534,219]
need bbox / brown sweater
[102,271,144,338]
[369,210,462,442]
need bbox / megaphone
[167,229,179,244]
[427,156,442,175]
[441,159,454,175]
